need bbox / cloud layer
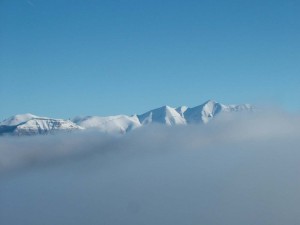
[1,111,300,225]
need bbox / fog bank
[1,111,300,225]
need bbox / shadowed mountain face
[0,100,253,136]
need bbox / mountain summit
[184,100,252,124]
[0,100,254,136]
[0,114,83,135]
[137,105,186,126]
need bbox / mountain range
[0,100,253,136]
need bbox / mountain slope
[73,115,141,134]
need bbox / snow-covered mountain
[138,105,186,126]
[0,100,254,136]
[184,100,253,124]
[0,114,83,135]
[73,115,141,134]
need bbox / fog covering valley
[1,110,300,225]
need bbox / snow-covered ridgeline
[0,100,254,135]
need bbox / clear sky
[0,0,299,120]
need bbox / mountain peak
[73,115,141,134]
[203,99,217,104]
[0,113,40,126]
[137,105,186,126]
[0,114,82,135]
[184,100,251,124]
[155,105,173,111]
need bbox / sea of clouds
[1,110,300,225]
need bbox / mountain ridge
[0,100,254,135]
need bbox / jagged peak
[151,105,173,111]
[203,99,218,105]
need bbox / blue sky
[0,0,299,120]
